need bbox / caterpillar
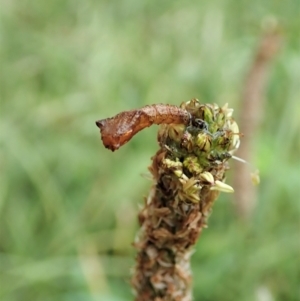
[96,104,191,151]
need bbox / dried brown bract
[96,104,191,151]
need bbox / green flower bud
[183,156,203,175]
[195,133,211,153]
[202,106,214,124]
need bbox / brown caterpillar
[96,104,191,151]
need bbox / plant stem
[131,99,239,300]
[234,29,281,219]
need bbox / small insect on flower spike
[96,99,240,301]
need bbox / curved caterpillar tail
[96,104,191,151]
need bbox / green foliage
[0,0,299,300]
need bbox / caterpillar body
[96,104,191,151]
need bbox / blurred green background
[0,0,299,300]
